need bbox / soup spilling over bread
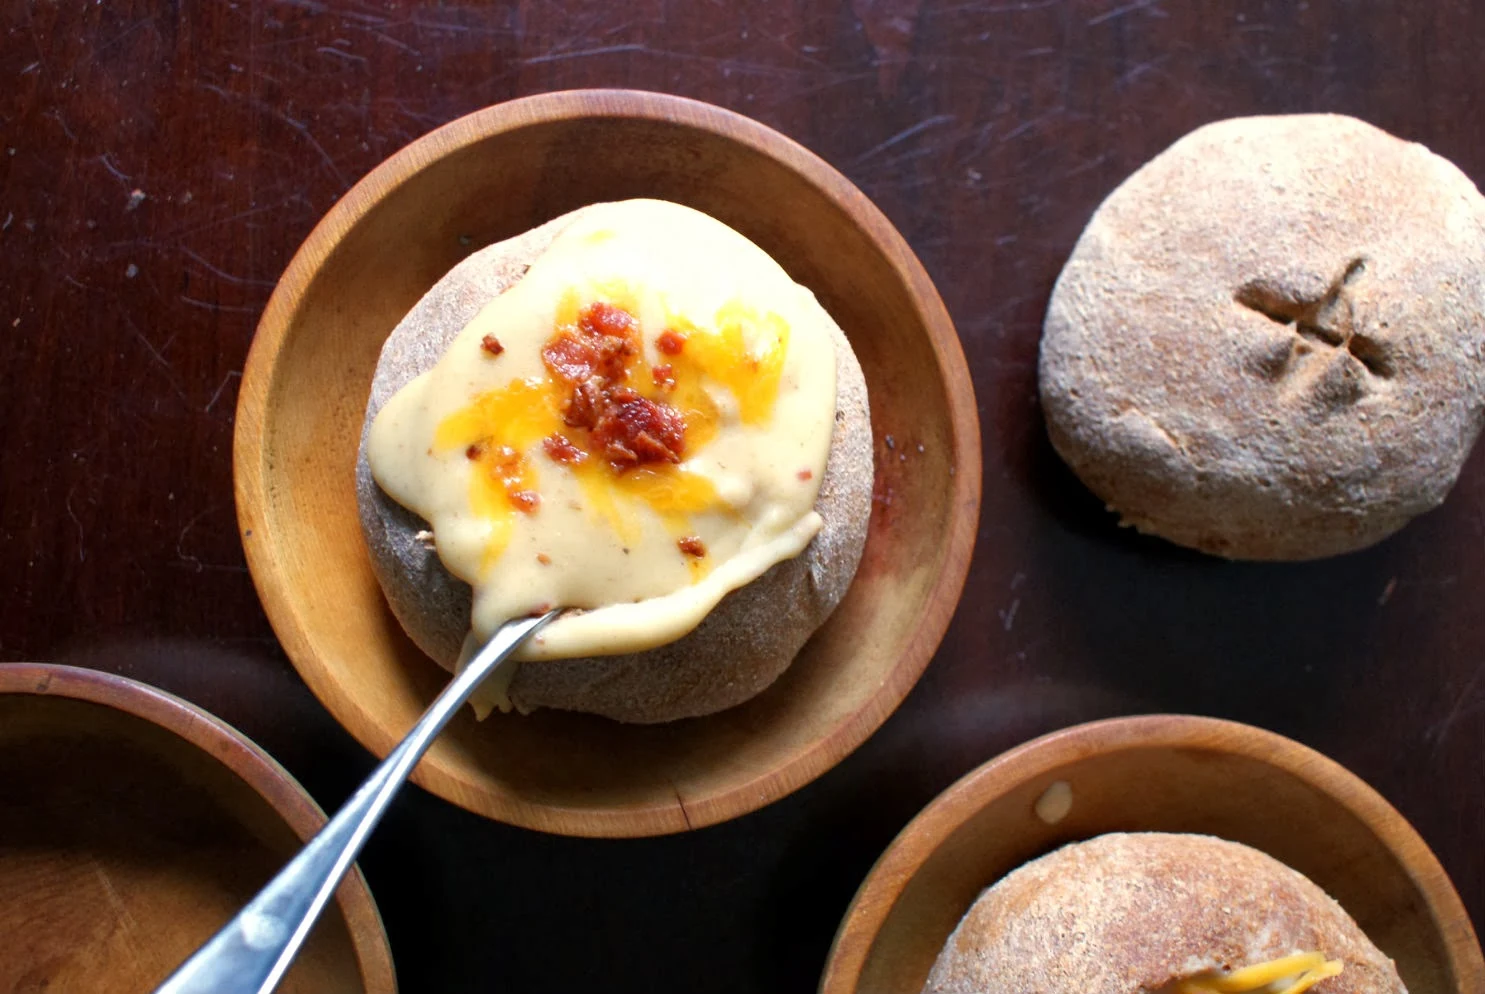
[367,201,839,706]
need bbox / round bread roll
[355,206,873,724]
[924,832,1406,994]
[1040,114,1485,559]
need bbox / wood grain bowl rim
[819,713,1484,994]
[234,88,982,835]
[0,662,398,993]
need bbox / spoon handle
[154,611,558,994]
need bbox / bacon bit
[527,602,552,617]
[595,335,635,382]
[677,535,706,558]
[656,329,686,355]
[536,553,552,565]
[466,442,485,460]
[797,468,813,481]
[561,378,601,431]
[542,433,587,465]
[480,334,505,356]
[543,332,598,383]
[651,363,675,390]
[543,321,638,386]
[581,301,638,339]
[592,386,685,466]
[542,302,688,470]
[509,490,541,513]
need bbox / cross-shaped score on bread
[1235,256,1393,380]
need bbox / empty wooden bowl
[0,663,395,993]
[234,90,980,837]
[821,714,1483,994]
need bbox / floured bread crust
[355,206,873,723]
[1040,114,1485,560]
[924,832,1407,994]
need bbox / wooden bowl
[821,714,1484,994]
[0,663,396,993]
[234,90,980,836]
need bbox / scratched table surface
[3,1,1482,990]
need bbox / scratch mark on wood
[92,861,140,932]
[408,13,516,36]
[520,43,649,65]
[1088,0,1166,26]
[1063,151,1111,178]
[930,0,1064,13]
[180,247,277,288]
[853,113,956,166]
[204,370,243,414]
[344,21,420,54]
[176,507,214,572]
[1114,54,1171,88]
[133,328,172,371]
[999,107,1066,144]
[199,83,349,188]
[44,109,78,143]
[65,486,86,563]
[1430,660,1485,757]
[179,295,262,315]
[317,45,367,65]
[99,154,132,185]
[95,17,155,55]
[152,194,313,243]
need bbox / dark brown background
[2,1,1481,990]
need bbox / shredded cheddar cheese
[1177,951,1345,994]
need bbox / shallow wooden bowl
[822,714,1483,994]
[234,90,980,836]
[0,663,396,993]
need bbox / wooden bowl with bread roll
[821,715,1483,994]
[234,90,980,837]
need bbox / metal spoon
[153,610,559,994]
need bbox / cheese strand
[1177,951,1344,994]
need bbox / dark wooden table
[3,2,1482,990]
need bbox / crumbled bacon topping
[651,363,675,390]
[508,490,540,513]
[656,330,686,355]
[797,468,813,481]
[541,302,688,469]
[542,433,587,465]
[480,334,504,356]
[591,386,685,466]
[677,535,706,558]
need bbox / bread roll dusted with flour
[356,200,872,723]
[925,833,1406,994]
[1040,114,1485,560]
